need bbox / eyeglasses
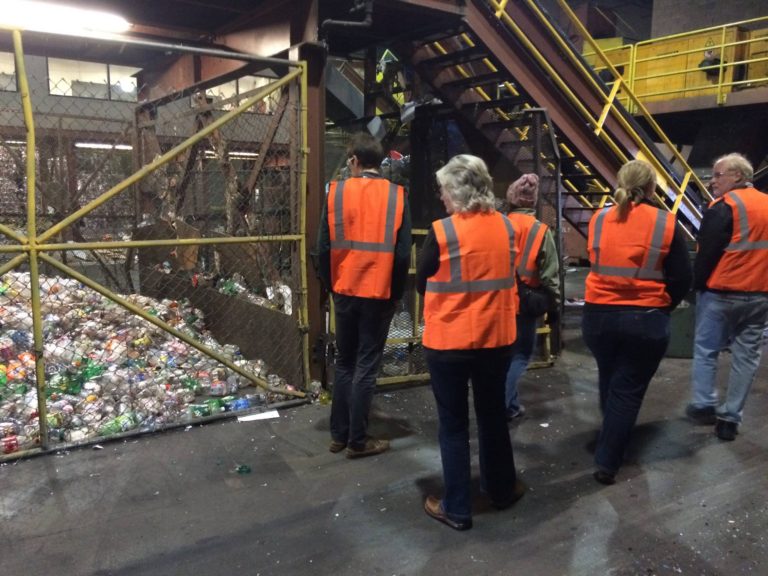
[711,170,735,179]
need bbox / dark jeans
[582,307,670,475]
[505,313,538,413]
[426,349,517,523]
[330,294,396,449]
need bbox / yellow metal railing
[0,29,309,457]
[482,0,712,235]
[584,16,768,107]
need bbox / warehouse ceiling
[1,0,466,65]
[3,1,652,67]
[55,0,272,37]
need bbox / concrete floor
[2,295,768,575]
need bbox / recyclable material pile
[0,272,292,455]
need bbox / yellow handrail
[590,15,768,108]
[548,0,713,224]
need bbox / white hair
[435,154,495,213]
[714,152,753,182]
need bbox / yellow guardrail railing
[483,0,713,236]
[584,16,768,108]
[0,28,310,457]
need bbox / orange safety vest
[423,211,518,350]
[706,187,768,292]
[507,212,548,287]
[585,203,675,307]
[328,177,405,299]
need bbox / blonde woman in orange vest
[687,153,768,441]
[316,132,412,459]
[582,160,691,485]
[417,154,525,530]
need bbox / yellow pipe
[13,30,51,450]
[717,26,728,105]
[38,253,305,399]
[594,77,623,136]
[0,222,26,244]
[0,253,29,277]
[377,373,431,386]
[24,235,305,253]
[38,68,303,244]
[298,61,311,390]
[0,446,41,462]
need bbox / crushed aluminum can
[1,435,19,454]
[209,380,227,397]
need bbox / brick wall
[652,0,767,37]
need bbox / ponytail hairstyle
[613,160,656,221]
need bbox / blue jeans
[330,294,396,449]
[427,349,517,524]
[691,290,768,423]
[505,313,538,413]
[582,307,670,475]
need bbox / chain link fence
[0,30,310,458]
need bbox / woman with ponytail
[581,160,692,485]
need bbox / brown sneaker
[345,437,390,459]
[423,495,472,530]
[329,440,347,453]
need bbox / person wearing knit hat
[507,173,539,208]
[504,173,560,420]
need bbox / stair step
[441,72,506,91]
[479,118,532,132]
[461,96,526,111]
[562,173,598,185]
[418,45,488,68]
[562,191,613,197]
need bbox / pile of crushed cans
[0,272,293,455]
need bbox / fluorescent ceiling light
[75,142,132,150]
[2,1,131,36]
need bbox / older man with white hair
[686,153,768,441]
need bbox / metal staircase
[406,0,712,239]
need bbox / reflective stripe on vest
[426,215,516,293]
[726,190,768,251]
[330,179,400,252]
[517,219,548,283]
[590,207,670,280]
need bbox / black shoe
[423,496,472,531]
[715,419,738,441]
[593,470,616,485]
[491,479,527,510]
[686,403,717,425]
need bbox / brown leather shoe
[345,437,390,459]
[329,440,347,453]
[423,496,472,531]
